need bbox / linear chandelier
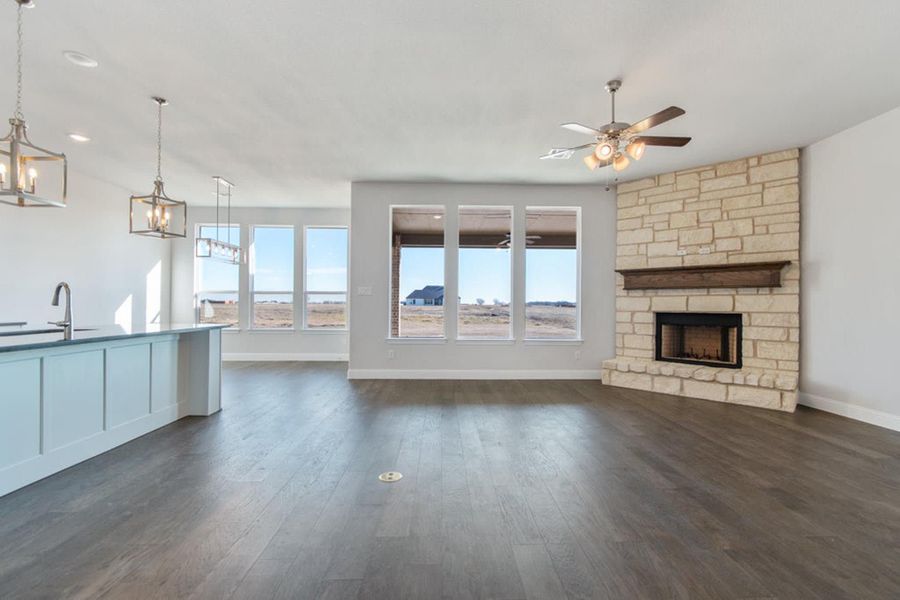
[129,97,187,238]
[195,176,244,264]
[0,0,68,208]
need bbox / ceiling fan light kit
[0,0,68,208]
[541,79,691,174]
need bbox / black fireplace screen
[655,312,742,369]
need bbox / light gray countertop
[0,323,228,353]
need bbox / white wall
[348,182,616,378]
[801,105,900,430]
[170,206,350,360]
[1,171,170,329]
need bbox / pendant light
[0,0,68,208]
[129,97,187,238]
[195,176,244,264]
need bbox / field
[199,302,347,329]
[399,304,576,338]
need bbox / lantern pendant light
[129,97,187,238]
[195,176,244,264]
[0,0,68,208]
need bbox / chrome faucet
[50,282,73,340]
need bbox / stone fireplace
[601,149,800,411]
[656,312,741,369]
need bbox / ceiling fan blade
[634,135,692,147]
[625,106,686,134]
[539,143,595,160]
[561,123,603,136]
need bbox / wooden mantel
[616,261,791,290]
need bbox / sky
[199,226,576,304]
[400,247,577,304]
[198,226,348,301]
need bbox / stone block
[624,334,654,350]
[749,160,799,183]
[728,385,781,409]
[618,178,658,194]
[618,217,644,230]
[700,174,748,192]
[676,173,700,189]
[618,191,639,208]
[688,295,734,311]
[653,376,682,395]
[742,232,799,253]
[716,159,749,176]
[640,184,675,198]
[659,363,675,376]
[650,199,685,214]
[713,219,754,238]
[647,241,679,257]
[715,237,742,252]
[683,380,727,402]
[693,368,717,382]
[617,297,651,312]
[722,194,762,211]
[616,255,648,269]
[678,227,714,246]
[675,365,698,378]
[757,341,799,361]
[715,371,734,384]
[646,362,661,375]
[654,229,679,241]
[698,208,722,222]
[763,183,799,205]
[743,326,789,341]
[734,295,799,313]
[781,391,798,411]
[670,211,698,228]
[629,361,648,373]
[608,370,653,391]
[759,374,775,388]
[651,296,687,312]
[759,149,799,164]
[618,228,655,245]
[648,257,683,268]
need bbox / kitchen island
[0,323,227,497]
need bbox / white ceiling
[3,0,899,207]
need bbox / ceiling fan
[540,79,691,172]
[497,233,541,248]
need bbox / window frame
[456,205,514,341]
[523,206,582,341]
[194,222,242,330]
[249,224,296,331]
[387,205,447,340]
[302,225,350,332]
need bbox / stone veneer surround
[602,149,800,411]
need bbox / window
[458,206,512,339]
[304,227,348,329]
[250,226,294,329]
[390,206,445,338]
[525,207,579,339]
[196,224,240,327]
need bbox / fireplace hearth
[656,312,742,369]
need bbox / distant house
[405,285,444,306]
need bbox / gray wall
[170,206,350,359]
[1,171,171,329]
[801,105,900,429]
[348,182,616,377]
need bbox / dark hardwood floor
[1,362,899,599]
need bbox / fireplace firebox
[655,312,742,369]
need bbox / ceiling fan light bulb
[583,153,602,170]
[613,153,630,172]
[594,142,614,160]
[626,140,646,160]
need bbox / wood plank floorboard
[1,361,899,599]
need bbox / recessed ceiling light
[433,215,442,219]
[63,51,98,68]
[67,133,90,143]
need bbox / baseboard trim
[223,353,349,362]
[346,369,602,380]
[799,391,900,432]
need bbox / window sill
[523,338,584,345]
[248,328,296,333]
[302,328,349,334]
[386,337,448,345]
